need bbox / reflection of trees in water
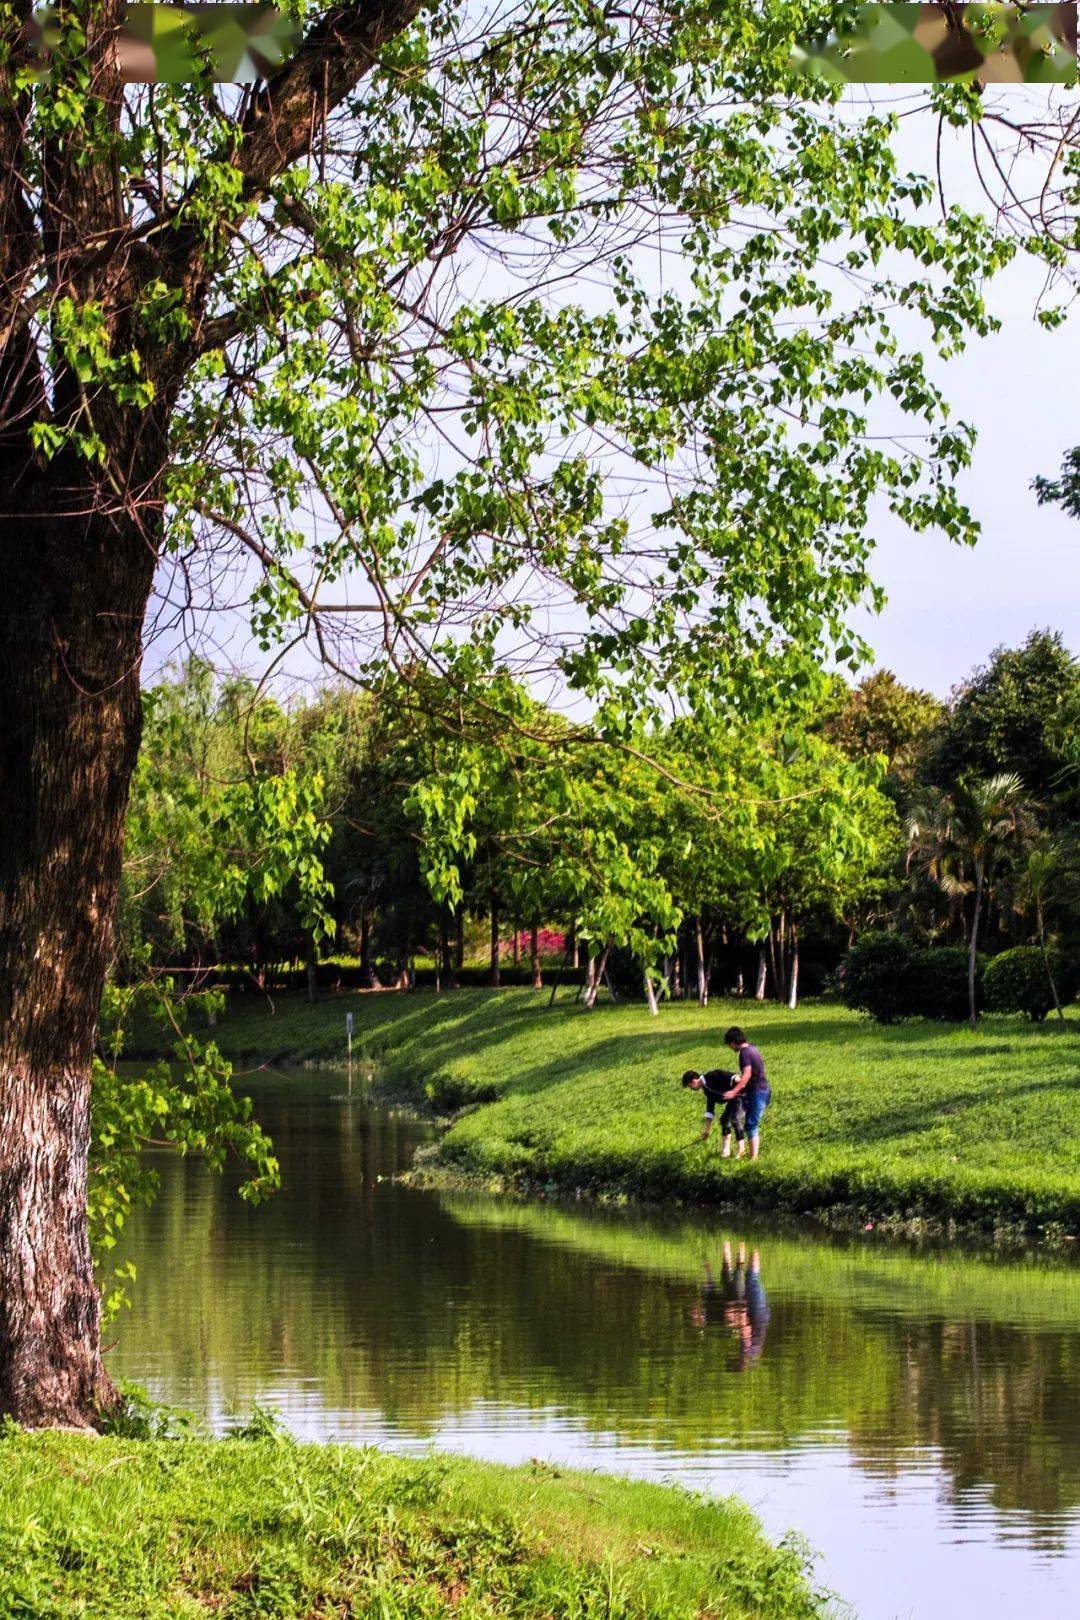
[112,1087,1080,1531]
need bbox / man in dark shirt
[722,1027,771,1160]
[681,1068,746,1157]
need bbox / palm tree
[1013,839,1074,1023]
[907,773,1037,1028]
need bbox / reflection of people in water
[690,1242,770,1369]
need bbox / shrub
[983,946,1077,1021]
[838,932,916,1023]
[840,935,981,1023]
[908,946,976,1022]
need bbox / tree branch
[235,0,426,198]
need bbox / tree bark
[305,935,319,1004]
[968,863,984,1029]
[489,898,501,987]
[454,907,465,972]
[695,916,708,1006]
[1031,903,1064,1022]
[530,919,542,989]
[583,943,611,1010]
[786,918,800,1011]
[359,908,376,988]
[0,484,157,1427]
[445,913,457,988]
[755,949,768,1000]
[643,968,659,1016]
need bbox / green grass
[0,1431,829,1619]
[171,987,1080,1233]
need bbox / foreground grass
[180,987,1080,1233]
[0,1432,827,1619]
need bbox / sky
[845,106,1079,697]
[845,240,1079,697]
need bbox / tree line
[120,628,1079,1020]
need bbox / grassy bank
[173,987,1080,1234]
[0,1431,828,1619]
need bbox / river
[110,1067,1080,1620]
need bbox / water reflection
[689,1247,771,1368]
[110,1069,1080,1620]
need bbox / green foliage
[122,662,341,965]
[927,631,1080,807]
[14,0,1015,738]
[983,945,1079,1022]
[100,1381,201,1441]
[823,669,944,789]
[839,933,977,1023]
[837,930,914,1023]
[93,969,279,1319]
[0,1433,825,1619]
[908,945,974,1023]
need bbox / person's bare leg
[721,1132,733,1158]
[736,1136,746,1159]
[748,1134,761,1161]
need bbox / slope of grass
[0,1431,828,1619]
[148,987,1080,1233]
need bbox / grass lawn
[161,986,1080,1234]
[0,1431,827,1619]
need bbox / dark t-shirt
[701,1069,737,1117]
[735,1044,769,1095]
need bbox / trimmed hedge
[983,945,1078,1021]
[839,932,979,1024]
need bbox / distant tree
[825,670,944,792]
[1011,839,1078,1023]
[928,632,1080,807]
[907,773,1038,1028]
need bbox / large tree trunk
[0,486,156,1428]
[530,919,542,989]
[786,918,800,1011]
[754,948,768,1001]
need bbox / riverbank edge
[366,1052,1080,1244]
[1,1431,832,1619]
[396,1153,1080,1248]
[125,999,1080,1244]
